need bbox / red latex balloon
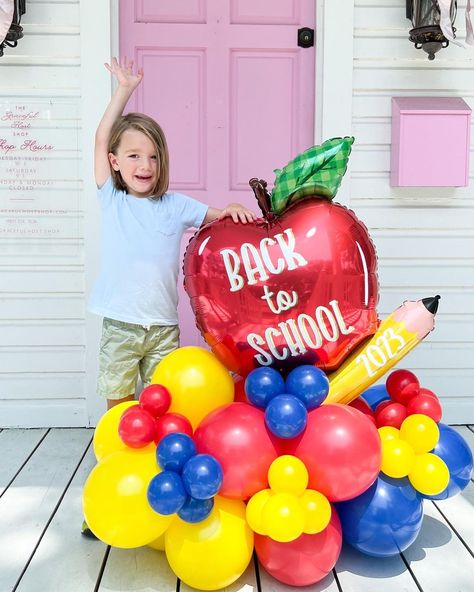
[349,397,376,423]
[386,369,420,405]
[375,401,407,429]
[139,384,171,418]
[406,393,442,423]
[255,510,342,586]
[285,404,381,502]
[233,376,248,403]
[118,407,157,448]
[194,403,280,500]
[184,199,379,377]
[154,412,193,444]
[419,387,438,399]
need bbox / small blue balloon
[244,367,285,408]
[182,454,223,500]
[336,474,424,557]
[178,496,214,523]
[423,423,473,500]
[147,471,187,515]
[157,432,197,473]
[285,365,329,410]
[264,394,308,439]
[360,384,390,410]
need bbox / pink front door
[120,0,316,345]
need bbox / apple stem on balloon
[249,178,275,222]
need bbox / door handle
[298,27,314,48]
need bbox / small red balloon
[406,393,442,423]
[418,387,438,399]
[118,407,157,448]
[255,510,342,586]
[139,384,171,418]
[154,412,193,444]
[375,401,407,429]
[386,369,420,405]
[349,397,376,423]
[194,403,280,500]
[233,376,248,403]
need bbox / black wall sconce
[406,0,457,60]
[0,0,26,58]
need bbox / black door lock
[298,27,314,48]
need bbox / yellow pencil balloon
[325,296,440,405]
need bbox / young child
[89,57,256,411]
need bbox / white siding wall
[0,0,87,426]
[0,0,473,427]
[350,0,474,422]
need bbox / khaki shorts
[97,317,180,400]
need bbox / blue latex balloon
[157,432,197,473]
[285,365,329,410]
[361,384,390,411]
[424,423,473,500]
[182,454,223,500]
[264,394,308,439]
[336,474,424,557]
[178,496,214,523]
[147,471,187,515]
[244,367,285,409]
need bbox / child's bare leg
[107,394,135,410]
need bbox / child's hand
[105,56,143,90]
[218,203,258,224]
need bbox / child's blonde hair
[108,112,170,198]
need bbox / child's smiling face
[108,129,158,197]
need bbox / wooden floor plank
[99,546,178,592]
[258,563,339,592]
[402,502,474,592]
[0,428,93,592]
[0,429,48,496]
[15,443,108,592]
[335,543,419,592]
[432,482,474,553]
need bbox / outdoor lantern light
[406,0,457,59]
[0,0,26,57]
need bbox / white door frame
[80,0,355,426]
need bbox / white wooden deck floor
[0,426,473,592]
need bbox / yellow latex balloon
[262,492,305,543]
[151,346,234,429]
[378,426,400,443]
[408,453,450,496]
[246,489,273,534]
[400,414,440,454]
[148,532,165,551]
[165,496,253,591]
[268,455,309,496]
[83,448,172,548]
[299,489,332,534]
[93,401,139,462]
[380,439,416,478]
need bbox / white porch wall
[0,0,88,427]
[348,0,474,423]
[0,0,472,427]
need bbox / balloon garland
[83,139,473,590]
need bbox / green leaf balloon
[271,136,354,215]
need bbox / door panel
[120,0,316,346]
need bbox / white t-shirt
[88,177,208,325]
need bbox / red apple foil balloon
[184,197,379,377]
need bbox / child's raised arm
[95,57,143,188]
